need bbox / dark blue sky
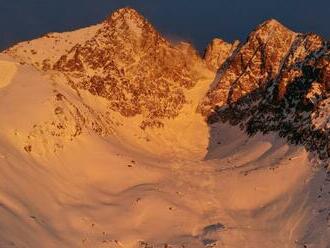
[0,0,329,53]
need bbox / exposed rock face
[176,41,201,64]
[200,19,330,161]
[276,34,325,100]
[201,19,297,114]
[53,7,204,129]
[204,38,239,71]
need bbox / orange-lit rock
[204,38,239,71]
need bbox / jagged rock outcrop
[200,19,330,161]
[201,19,297,114]
[204,38,239,71]
[52,7,205,129]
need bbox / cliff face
[200,19,330,161]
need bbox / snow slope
[0,55,328,248]
[0,60,17,89]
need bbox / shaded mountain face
[200,19,330,161]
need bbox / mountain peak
[249,18,296,42]
[260,18,285,29]
[51,7,204,129]
[107,7,141,19]
[106,7,147,28]
[103,7,159,41]
[200,18,297,114]
[253,18,293,35]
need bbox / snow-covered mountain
[1,7,330,248]
[201,19,330,163]
[6,8,208,129]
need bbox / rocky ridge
[200,19,330,162]
[201,19,298,112]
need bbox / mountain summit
[201,19,297,111]
[51,7,208,128]
[201,19,330,161]
[105,7,154,36]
